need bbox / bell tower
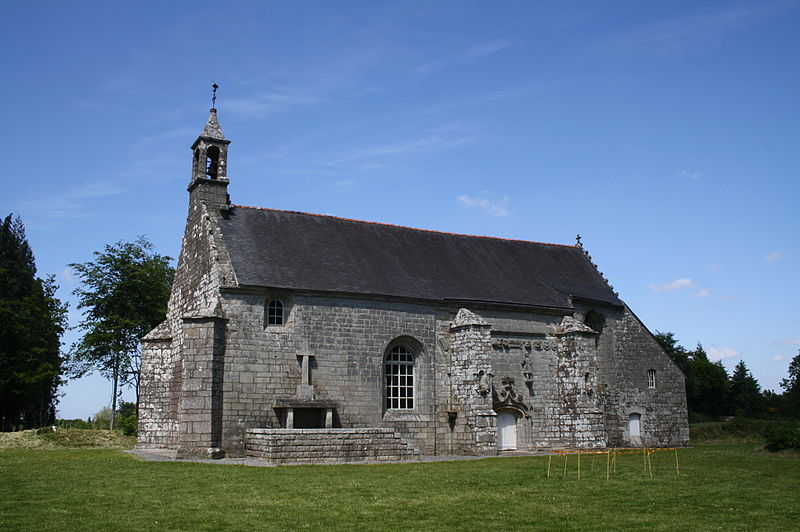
[188,95,231,207]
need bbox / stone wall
[217,292,438,456]
[246,428,419,464]
[608,306,689,447]
[139,175,688,457]
[138,333,178,447]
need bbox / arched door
[497,411,517,450]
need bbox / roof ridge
[231,204,578,248]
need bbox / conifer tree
[687,344,729,419]
[728,360,764,418]
[780,351,800,416]
[0,214,67,431]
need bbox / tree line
[1,214,173,431]
[1,212,798,432]
[655,332,800,421]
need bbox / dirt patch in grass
[0,428,135,450]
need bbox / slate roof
[217,206,622,310]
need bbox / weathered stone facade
[138,109,689,460]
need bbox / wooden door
[497,411,517,450]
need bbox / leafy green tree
[780,350,800,417]
[0,214,67,431]
[728,360,764,418]
[68,237,173,429]
[90,406,113,429]
[654,331,690,375]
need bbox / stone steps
[246,428,420,464]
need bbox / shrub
[116,402,137,436]
[765,424,800,451]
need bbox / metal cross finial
[576,234,583,247]
[211,81,219,108]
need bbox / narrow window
[647,369,656,389]
[206,146,220,179]
[267,300,284,326]
[385,345,414,409]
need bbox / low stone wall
[246,428,419,464]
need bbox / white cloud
[708,347,740,362]
[65,182,126,200]
[416,39,511,77]
[457,194,510,217]
[651,278,693,293]
[779,338,800,345]
[708,263,724,271]
[691,289,711,298]
[57,267,74,283]
[226,90,322,117]
[329,126,477,166]
[765,251,783,263]
[771,355,785,362]
[595,3,789,58]
[17,181,128,220]
[676,169,702,180]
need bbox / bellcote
[188,108,232,206]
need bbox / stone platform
[246,428,419,464]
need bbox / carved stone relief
[492,375,529,417]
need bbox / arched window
[584,310,604,333]
[647,369,656,389]
[267,300,284,326]
[206,146,220,179]
[385,345,414,409]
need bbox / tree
[780,350,800,416]
[654,331,690,375]
[68,237,173,429]
[0,214,67,431]
[728,360,764,418]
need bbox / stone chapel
[137,107,689,462]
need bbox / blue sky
[3,1,798,419]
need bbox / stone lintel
[274,398,338,409]
[181,313,228,323]
[141,336,172,344]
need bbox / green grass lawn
[2,441,798,531]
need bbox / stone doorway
[496,410,517,451]
[629,413,642,447]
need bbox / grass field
[2,432,799,531]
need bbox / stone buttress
[447,308,497,454]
